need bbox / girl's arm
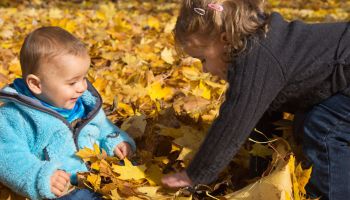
[186,44,287,184]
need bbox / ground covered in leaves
[0,0,349,199]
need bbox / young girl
[161,0,350,199]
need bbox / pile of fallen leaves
[0,0,349,199]
[74,111,313,200]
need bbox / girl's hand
[114,142,133,159]
[161,171,193,188]
[50,170,70,197]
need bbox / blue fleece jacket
[0,82,136,200]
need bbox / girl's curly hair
[174,0,269,59]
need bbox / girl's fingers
[162,178,177,187]
[161,172,192,188]
[161,174,176,186]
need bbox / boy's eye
[68,77,87,86]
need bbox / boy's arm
[95,109,136,156]
[0,112,60,200]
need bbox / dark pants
[303,93,350,200]
[55,189,102,200]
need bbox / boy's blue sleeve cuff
[70,173,78,186]
[101,130,136,156]
[37,162,61,199]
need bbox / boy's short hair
[20,26,87,78]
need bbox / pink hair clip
[208,3,224,12]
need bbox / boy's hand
[50,170,70,197]
[161,171,193,188]
[114,142,133,160]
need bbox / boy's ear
[26,74,42,95]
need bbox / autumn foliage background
[0,0,349,199]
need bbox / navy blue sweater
[186,12,350,184]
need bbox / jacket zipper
[73,99,102,146]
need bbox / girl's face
[183,33,229,80]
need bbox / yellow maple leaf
[48,8,63,19]
[295,164,312,195]
[180,96,210,113]
[120,115,147,139]
[249,143,273,158]
[192,80,211,100]
[225,154,294,200]
[163,17,177,33]
[8,58,21,76]
[0,183,26,200]
[145,164,163,186]
[147,16,160,30]
[91,161,100,171]
[117,102,135,117]
[171,144,181,152]
[76,143,101,162]
[57,18,77,33]
[180,67,202,81]
[147,81,172,101]
[100,51,119,60]
[173,127,206,151]
[154,156,169,165]
[175,196,193,200]
[160,47,174,64]
[136,186,160,196]
[157,124,185,139]
[87,174,101,191]
[112,158,147,181]
[177,147,193,161]
[93,143,101,154]
[122,53,138,66]
[109,189,122,200]
[0,29,13,39]
[96,2,116,21]
[136,186,174,199]
[92,78,108,94]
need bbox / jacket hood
[0,80,102,117]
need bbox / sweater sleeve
[96,109,136,156]
[186,44,287,184]
[0,108,59,200]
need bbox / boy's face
[35,53,90,109]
